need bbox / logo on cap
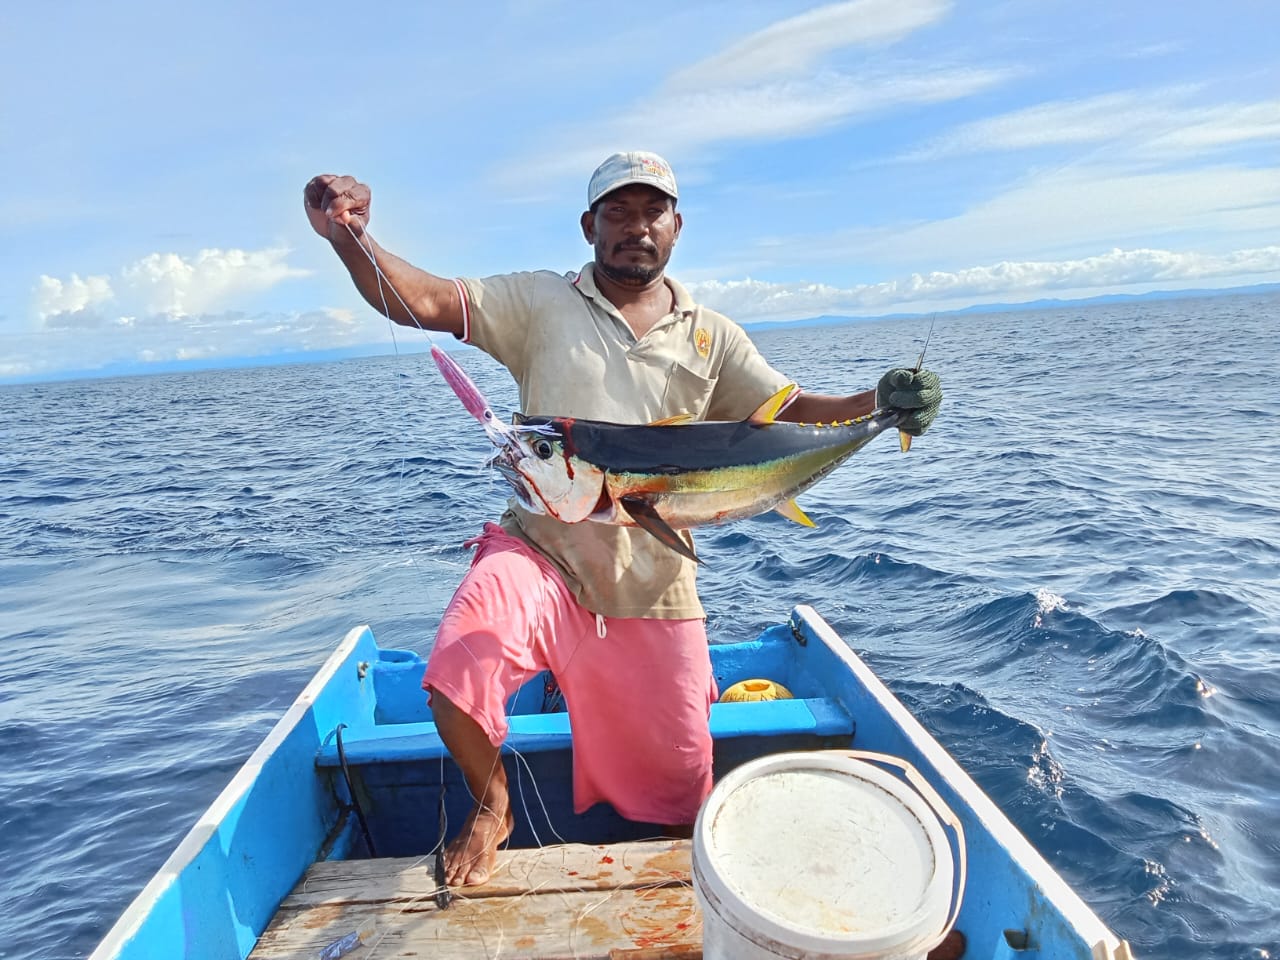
[640,157,670,178]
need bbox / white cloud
[1145,100,1280,154]
[493,0,999,190]
[689,245,1280,320]
[9,245,344,379]
[501,65,1011,190]
[35,245,311,329]
[35,273,114,320]
[1117,41,1183,60]
[117,246,310,316]
[640,67,1011,148]
[893,164,1280,263]
[908,89,1280,162]
[745,162,1280,275]
[7,240,1276,383]
[667,0,952,91]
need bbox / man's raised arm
[303,174,465,338]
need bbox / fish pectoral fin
[747,384,799,425]
[647,413,696,426]
[774,498,816,528]
[619,495,701,565]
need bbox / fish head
[489,417,606,523]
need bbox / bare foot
[442,803,514,887]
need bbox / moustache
[614,240,658,255]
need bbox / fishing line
[333,217,474,849]
[333,723,378,857]
[434,773,454,910]
[335,219,658,934]
[338,224,513,667]
[508,743,569,848]
[511,748,544,850]
[341,220,509,612]
[337,222,529,895]
[341,222,443,571]
[913,315,936,373]
[341,221,506,890]
[342,222,432,334]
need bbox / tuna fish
[430,345,899,562]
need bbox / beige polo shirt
[455,263,792,619]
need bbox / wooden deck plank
[280,840,693,908]
[251,840,702,959]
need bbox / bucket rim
[693,751,955,954]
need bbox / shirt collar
[572,263,695,319]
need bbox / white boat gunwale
[88,607,1133,960]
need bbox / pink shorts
[422,523,715,825]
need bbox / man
[304,151,942,888]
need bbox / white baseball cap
[587,151,679,206]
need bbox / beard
[597,239,669,286]
[597,259,663,285]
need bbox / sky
[2,0,1278,383]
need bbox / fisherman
[304,152,942,888]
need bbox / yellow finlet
[748,384,798,425]
[648,413,696,426]
[774,498,816,528]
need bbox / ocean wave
[1104,588,1264,623]
[4,297,1280,959]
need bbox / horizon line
[5,280,1277,388]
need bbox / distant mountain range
[740,281,1280,331]
[9,343,418,386]
[8,282,1278,385]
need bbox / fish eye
[533,439,554,460]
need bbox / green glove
[876,368,942,436]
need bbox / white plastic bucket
[693,750,964,960]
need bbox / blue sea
[2,292,1278,959]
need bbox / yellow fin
[774,498,816,528]
[899,430,913,453]
[748,384,798,425]
[648,413,696,426]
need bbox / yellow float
[719,678,794,703]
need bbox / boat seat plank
[316,695,851,767]
[250,840,702,959]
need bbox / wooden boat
[89,605,1133,959]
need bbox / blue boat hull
[90,606,1131,959]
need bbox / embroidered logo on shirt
[694,328,712,358]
